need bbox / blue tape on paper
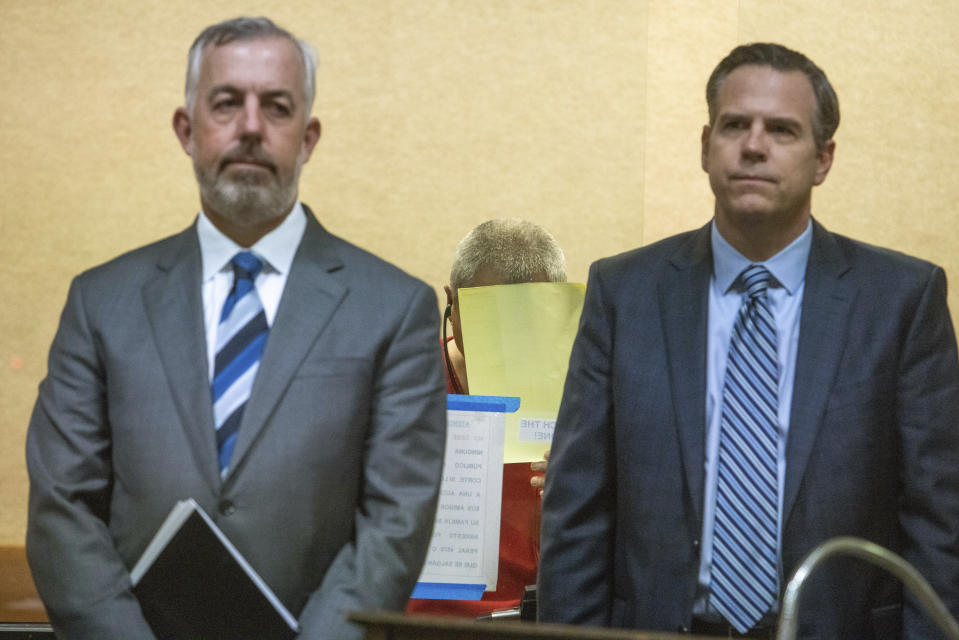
[411,582,487,600]
[447,395,520,413]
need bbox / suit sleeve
[538,262,617,625]
[26,277,158,639]
[896,266,959,639]
[295,283,447,640]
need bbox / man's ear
[172,107,193,155]
[444,285,465,353]
[299,117,322,163]
[701,124,711,173]
[814,139,836,186]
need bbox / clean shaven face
[702,64,834,253]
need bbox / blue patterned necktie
[710,264,779,633]
[212,252,269,476]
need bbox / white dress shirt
[196,202,307,380]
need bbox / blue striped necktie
[710,264,779,633]
[212,252,269,476]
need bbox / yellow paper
[459,282,586,462]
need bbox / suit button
[677,624,689,633]
[218,500,236,516]
[692,539,700,549]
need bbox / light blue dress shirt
[695,220,812,615]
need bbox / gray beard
[194,162,300,227]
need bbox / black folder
[130,498,299,640]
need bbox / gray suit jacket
[26,208,447,639]
[539,220,959,639]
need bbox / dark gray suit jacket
[539,220,959,639]
[26,209,447,640]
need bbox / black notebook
[130,498,299,640]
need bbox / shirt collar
[197,201,307,281]
[711,219,813,295]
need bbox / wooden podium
[350,611,719,640]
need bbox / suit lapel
[142,224,222,493]
[225,210,348,479]
[660,224,713,521]
[782,220,854,524]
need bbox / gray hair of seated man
[449,218,567,299]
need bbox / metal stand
[776,536,959,640]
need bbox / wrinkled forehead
[713,65,817,122]
[197,37,306,95]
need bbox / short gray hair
[184,16,317,119]
[449,219,567,298]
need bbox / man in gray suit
[26,17,446,640]
[539,43,959,638]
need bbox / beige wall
[2,1,958,544]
